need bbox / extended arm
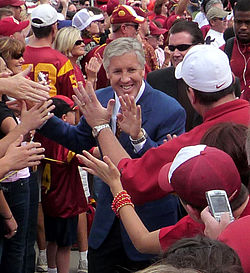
[77,150,162,254]
[0,66,50,102]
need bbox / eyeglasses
[215,17,227,21]
[98,20,105,24]
[75,40,85,46]
[12,53,23,59]
[168,44,194,52]
[124,24,139,31]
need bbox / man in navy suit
[39,37,186,273]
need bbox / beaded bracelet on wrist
[111,190,134,217]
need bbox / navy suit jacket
[39,81,186,260]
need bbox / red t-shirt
[23,46,77,98]
[37,134,88,218]
[117,99,249,205]
[159,196,250,251]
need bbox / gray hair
[103,37,145,72]
[205,0,222,13]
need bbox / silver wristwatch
[92,124,110,138]
[129,128,148,144]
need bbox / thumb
[19,65,32,77]
[13,135,24,147]
[21,100,27,112]
[0,71,12,78]
[107,99,115,116]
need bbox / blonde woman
[53,26,102,89]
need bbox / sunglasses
[12,53,23,59]
[125,24,139,30]
[98,20,105,24]
[216,17,227,21]
[75,40,85,46]
[168,44,193,52]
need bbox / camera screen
[210,195,230,213]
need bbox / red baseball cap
[0,0,24,7]
[158,145,242,209]
[149,21,166,35]
[133,6,147,18]
[107,0,119,16]
[53,95,77,109]
[218,216,250,273]
[0,16,29,36]
[110,4,145,24]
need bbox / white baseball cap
[72,9,104,31]
[175,45,233,93]
[31,4,58,28]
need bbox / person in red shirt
[23,4,77,98]
[38,96,88,273]
[77,144,249,254]
[222,0,250,101]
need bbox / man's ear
[186,87,196,104]
[186,204,202,222]
[62,113,67,122]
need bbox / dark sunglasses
[125,24,139,30]
[168,44,193,52]
[98,20,105,24]
[12,53,23,59]
[75,40,85,46]
[216,17,227,21]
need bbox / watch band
[92,124,110,138]
[129,128,148,145]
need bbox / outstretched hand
[73,81,114,128]
[77,150,123,195]
[8,66,51,102]
[3,135,45,171]
[118,94,142,139]
[20,100,55,132]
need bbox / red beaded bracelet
[111,190,134,216]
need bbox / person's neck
[234,195,249,219]
[69,57,77,65]
[200,93,236,117]
[28,36,53,47]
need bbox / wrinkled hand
[201,207,231,240]
[3,135,45,171]
[77,151,122,193]
[118,94,142,139]
[73,81,114,128]
[85,54,102,82]
[3,216,18,239]
[7,66,50,102]
[20,100,55,132]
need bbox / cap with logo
[51,95,77,118]
[206,7,229,21]
[31,4,58,28]
[110,5,145,25]
[158,145,241,209]
[0,16,29,36]
[72,8,104,31]
[175,45,233,92]
[0,0,24,7]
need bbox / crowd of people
[0,0,249,272]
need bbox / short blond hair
[53,26,81,58]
